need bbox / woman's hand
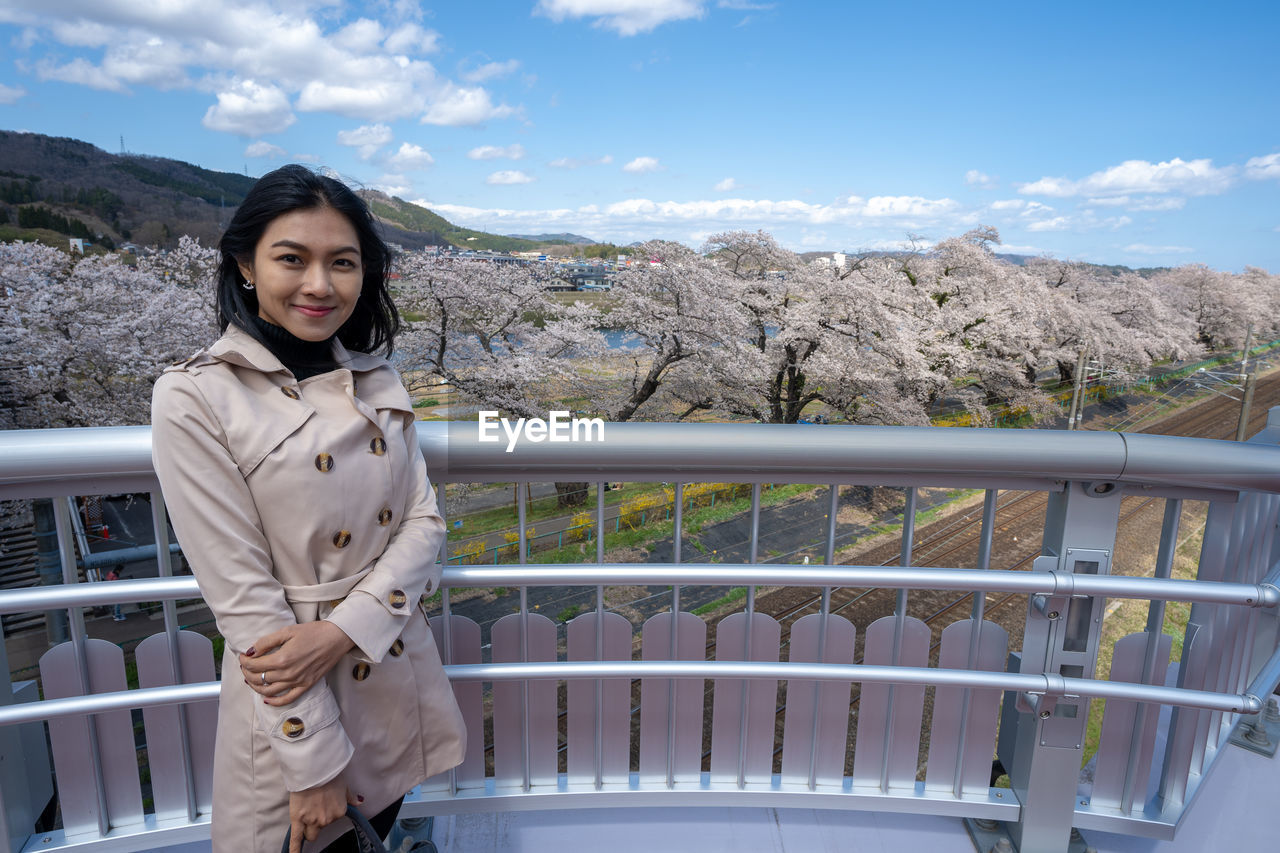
[288,775,361,853]
[239,621,355,706]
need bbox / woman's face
[237,205,364,342]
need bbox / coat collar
[208,324,386,376]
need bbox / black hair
[216,164,399,356]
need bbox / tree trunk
[554,482,591,509]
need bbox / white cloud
[623,156,661,173]
[336,123,393,159]
[202,79,294,136]
[714,177,739,192]
[1245,153,1280,180]
[421,83,515,125]
[462,59,520,83]
[1018,157,1236,198]
[1026,217,1072,232]
[245,140,286,158]
[372,174,411,196]
[965,169,996,189]
[534,0,708,36]
[468,144,526,160]
[1026,211,1131,232]
[35,57,129,92]
[1124,244,1195,255]
[1129,196,1186,211]
[387,142,434,171]
[860,196,958,217]
[989,199,1025,210]
[383,23,441,55]
[487,170,534,185]
[0,83,26,103]
[5,2,514,131]
[549,155,613,168]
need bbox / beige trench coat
[151,325,465,853]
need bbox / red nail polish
[356,795,364,803]
[246,647,257,656]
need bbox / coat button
[370,437,386,456]
[352,662,371,681]
[389,589,407,608]
[281,386,300,400]
[388,638,404,657]
[377,507,393,526]
[315,453,334,472]
[282,717,305,738]
[333,530,351,548]
[328,598,344,608]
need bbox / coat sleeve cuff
[257,683,354,791]
[326,591,410,664]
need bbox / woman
[151,164,465,853]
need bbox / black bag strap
[280,805,386,853]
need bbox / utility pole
[1235,372,1258,441]
[1066,348,1087,430]
[1238,324,1254,381]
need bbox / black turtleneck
[249,315,339,381]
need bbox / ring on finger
[261,671,269,686]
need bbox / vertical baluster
[807,484,839,790]
[1120,500,1181,813]
[735,483,763,789]
[436,480,457,797]
[595,480,606,790]
[880,486,916,792]
[150,491,198,822]
[951,488,998,798]
[667,482,684,788]
[53,496,109,836]
[517,481,530,792]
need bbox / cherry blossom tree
[0,240,212,429]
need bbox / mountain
[0,129,580,254]
[506,232,596,245]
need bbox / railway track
[489,368,1280,765]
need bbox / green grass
[1080,505,1207,768]
[483,482,820,567]
[693,587,747,616]
[556,605,584,623]
[448,481,674,538]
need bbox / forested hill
[0,129,558,253]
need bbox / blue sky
[0,1,1276,270]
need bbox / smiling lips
[293,304,335,318]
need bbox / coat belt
[280,566,373,604]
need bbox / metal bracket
[1016,691,1060,719]
[1228,696,1280,757]
[1031,594,1067,621]
[964,818,1094,853]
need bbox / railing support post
[1007,481,1121,853]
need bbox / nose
[299,263,334,297]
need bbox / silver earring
[242,279,255,290]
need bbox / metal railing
[1,413,1279,853]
